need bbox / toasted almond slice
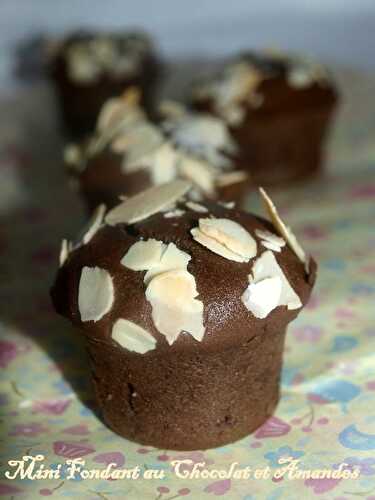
[97,88,142,131]
[241,276,282,319]
[164,209,185,218]
[259,188,307,266]
[121,239,166,271]
[59,239,71,267]
[191,227,246,262]
[185,201,208,213]
[105,180,191,226]
[199,218,257,261]
[82,204,106,244]
[111,318,156,354]
[177,154,215,195]
[242,250,302,317]
[145,269,204,345]
[144,242,191,284]
[216,170,248,187]
[78,266,114,322]
[255,229,285,248]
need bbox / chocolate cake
[48,31,161,137]
[191,50,338,186]
[51,180,316,450]
[65,90,249,212]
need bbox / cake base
[86,324,286,450]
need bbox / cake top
[51,31,153,84]
[64,90,248,199]
[192,49,335,126]
[52,181,316,355]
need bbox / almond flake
[78,266,114,322]
[185,201,208,213]
[191,227,245,262]
[164,209,185,218]
[255,228,285,253]
[111,318,156,354]
[59,239,72,267]
[97,88,143,131]
[82,204,106,244]
[198,218,257,261]
[177,155,215,195]
[241,250,302,318]
[105,180,191,226]
[241,276,282,319]
[144,242,191,284]
[259,188,307,266]
[216,170,248,187]
[219,201,235,209]
[121,239,166,271]
[145,269,204,345]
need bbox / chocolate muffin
[191,50,338,186]
[51,180,316,450]
[64,90,250,212]
[48,30,161,137]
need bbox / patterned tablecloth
[1,67,375,500]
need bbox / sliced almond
[164,209,185,218]
[241,276,282,319]
[199,218,257,261]
[145,269,204,345]
[191,227,245,262]
[177,154,215,196]
[82,204,106,244]
[242,250,302,318]
[64,144,82,168]
[219,201,235,209]
[185,201,208,213]
[121,239,166,271]
[59,239,72,267]
[216,170,248,187]
[144,242,191,284]
[255,228,285,253]
[97,88,142,131]
[78,266,114,322]
[105,180,191,226]
[259,188,307,266]
[111,318,156,354]
[143,142,179,185]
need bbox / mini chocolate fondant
[51,181,316,450]
[191,50,338,185]
[65,91,250,212]
[49,31,161,137]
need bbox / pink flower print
[351,184,375,199]
[254,416,291,439]
[304,477,341,494]
[93,452,125,468]
[0,340,18,368]
[32,399,71,415]
[293,325,323,343]
[53,440,95,458]
[0,482,23,495]
[204,479,231,495]
[9,423,48,437]
[62,424,90,435]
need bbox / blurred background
[1,0,375,90]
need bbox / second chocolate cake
[191,50,338,186]
[64,90,250,211]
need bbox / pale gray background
[1,0,375,88]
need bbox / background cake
[51,180,316,450]
[64,90,250,212]
[48,30,161,137]
[191,50,338,186]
